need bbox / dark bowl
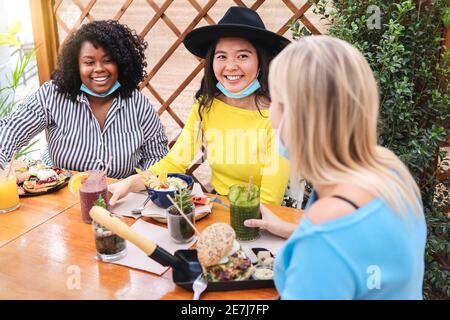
[145,173,194,209]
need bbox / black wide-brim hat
[184,6,290,59]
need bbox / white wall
[1,0,43,160]
[1,0,34,44]
[0,0,11,92]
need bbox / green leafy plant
[291,0,449,299]
[173,188,194,214]
[0,21,38,158]
[94,196,107,209]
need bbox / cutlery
[131,196,151,215]
[209,197,230,209]
[192,274,208,300]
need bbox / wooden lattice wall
[30,0,327,189]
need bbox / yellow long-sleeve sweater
[149,98,289,205]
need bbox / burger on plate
[196,223,254,282]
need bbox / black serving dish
[18,175,71,197]
[174,248,275,292]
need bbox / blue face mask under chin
[216,78,261,99]
[80,81,121,98]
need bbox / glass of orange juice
[0,166,20,213]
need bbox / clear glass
[166,205,196,243]
[228,184,261,241]
[93,219,127,262]
[79,170,109,224]
[0,166,20,213]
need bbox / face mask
[277,132,290,160]
[275,116,290,160]
[80,81,121,98]
[216,78,261,99]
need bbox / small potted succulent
[166,189,196,243]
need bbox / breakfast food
[136,169,188,191]
[15,161,71,194]
[156,176,188,191]
[196,223,254,282]
[136,168,160,188]
[22,167,70,193]
[253,267,274,280]
[257,251,274,267]
[13,160,30,184]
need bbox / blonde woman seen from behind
[245,35,426,299]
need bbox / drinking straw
[166,194,201,236]
[5,150,17,178]
[247,176,253,200]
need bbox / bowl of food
[136,169,193,208]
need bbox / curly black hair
[52,20,148,100]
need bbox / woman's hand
[244,204,296,239]
[108,174,144,206]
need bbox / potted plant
[167,189,196,243]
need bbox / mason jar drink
[228,184,261,241]
[79,170,109,224]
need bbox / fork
[131,196,151,215]
[209,197,230,209]
[192,274,207,300]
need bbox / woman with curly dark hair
[0,20,168,178]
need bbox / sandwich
[196,223,253,282]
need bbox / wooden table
[0,190,301,299]
[0,187,79,247]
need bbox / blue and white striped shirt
[0,81,168,178]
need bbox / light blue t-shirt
[273,192,426,300]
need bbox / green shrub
[291,0,449,299]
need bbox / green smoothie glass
[228,184,261,241]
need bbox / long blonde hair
[269,35,422,215]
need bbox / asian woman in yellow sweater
[109,7,290,205]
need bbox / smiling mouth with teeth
[225,75,243,81]
[91,76,110,82]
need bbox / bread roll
[196,223,235,268]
